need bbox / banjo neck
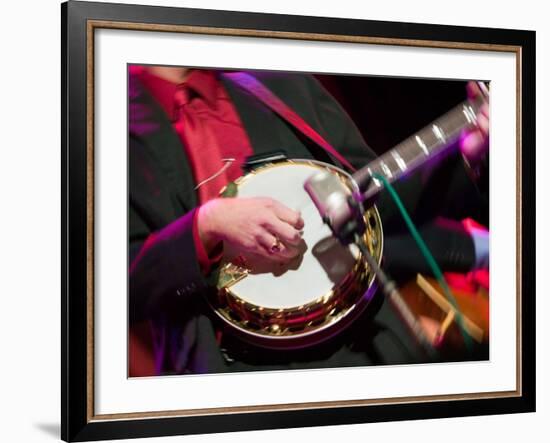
[354,93,487,201]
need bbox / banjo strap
[222,72,357,172]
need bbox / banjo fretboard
[354,94,486,200]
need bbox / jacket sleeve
[129,205,211,323]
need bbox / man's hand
[197,197,305,261]
[460,81,490,167]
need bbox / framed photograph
[62,0,535,441]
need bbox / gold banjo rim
[209,159,384,346]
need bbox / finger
[271,200,304,229]
[255,231,278,256]
[466,81,481,99]
[461,130,487,162]
[255,231,296,261]
[480,103,489,119]
[274,243,300,260]
[466,84,489,128]
[264,216,302,246]
[477,113,489,136]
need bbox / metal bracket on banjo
[242,150,288,173]
[217,262,249,290]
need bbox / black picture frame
[61,1,536,441]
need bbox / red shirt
[131,66,253,272]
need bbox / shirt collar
[130,65,220,118]
[184,69,219,107]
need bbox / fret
[367,167,382,187]
[356,95,485,201]
[462,103,478,125]
[379,160,393,178]
[391,150,408,172]
[432,123,447,144]
[415,135,429,155]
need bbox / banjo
[208,90,488,349]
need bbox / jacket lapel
[221,75,316,161]
[129,73,198,214]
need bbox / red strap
[222,72,356,172]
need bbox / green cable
[373,173,473,352]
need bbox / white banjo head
[212,160,383,348]
[224,162,359,309]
